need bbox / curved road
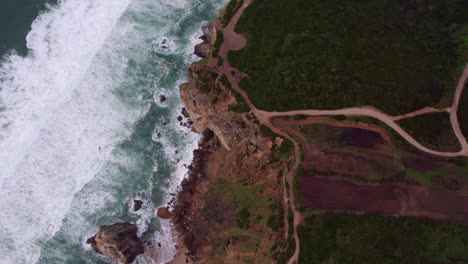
[215,1,468,263]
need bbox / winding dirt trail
[215,1,468,262]
[391,106,450,121]
[450,65,468,151]
[217,1,302,263]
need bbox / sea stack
[86,223,144,264]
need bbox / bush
[236,207,251,229]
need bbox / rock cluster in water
[194,23,215,58]
[86,223,144,264]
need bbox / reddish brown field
[339,128,385,148]
[300,175,468,223]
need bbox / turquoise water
[0,0,225,263]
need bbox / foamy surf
[0,0,226,263]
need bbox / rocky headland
[169,13,294,263]
[86,223,144,264]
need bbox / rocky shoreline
[86,2,292,262]
[166,14,292,262]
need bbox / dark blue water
[0,0,55,56]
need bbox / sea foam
[0,0,134,262]
[0,0,226,263]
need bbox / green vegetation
[397,112,461,152]
[298,213,468,263]
[236,207,251,229]
[266,202,283,232]
[272,238,295,264]
[459,83,468,138]
[219,74,249,113]
[403,158,468,189]
[193,57,208,65]
[260,124,275,138]
[293,165,305,212]
[204,178,282,262]
[278,137,293,155]
[221,0,244,28]
[212,30,223,58]
[229,0,468,114]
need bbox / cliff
[172,27,293,263]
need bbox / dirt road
[215,1,468,262]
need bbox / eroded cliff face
[180,65,254,150]
[173,51,293,263]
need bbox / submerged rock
[157,207,171,219]
[134,200,143,211]
[86,223,144,264]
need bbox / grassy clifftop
[229,0,468,114]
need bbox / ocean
[0,0,225,263]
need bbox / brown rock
[157,207,171,219]
[134,200,143,211]
[181,178,189,186]
[182,108,190,118]
[194,42,211,58]
[87,223,144,264]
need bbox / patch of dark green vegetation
[236,207,251,229]
[260,124,275,138]
[266,202,283,232]
[398,112,461,152]
[212,30,223,58]
[219,74,249,113]
[229,0,468,114]
[293,164,305,212]
[292,114,308,120]
[216,56,224,67]
[221,0,244,28]
[193,57,208,65]
[272,237,295,264]
[195,69,219,93]
[458,83,468,138]
[278,137,293,155]
[298,213,468,263]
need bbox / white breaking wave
[0,0,226,263]
[0,0,134,263]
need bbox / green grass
[205,178,282,262]
[221,0,244,28]
[229,0,468,114]
[219,74,249,113]
[236,207,251,229]
[458,83,468,138]
[405,168,438,186]
[404,160,468,188]
[397,112,461,152]
[212,30,223,58]
[193,57,208,65]
[298,213,468,264]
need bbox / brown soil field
[339,128,385,148]
[276,118,402,182]
[300,175,468,223]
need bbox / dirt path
[450,65,468,151]
[215,1,468,262]
[391,106,450,121]
[255,104,468,157]
[216,2,302,263]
